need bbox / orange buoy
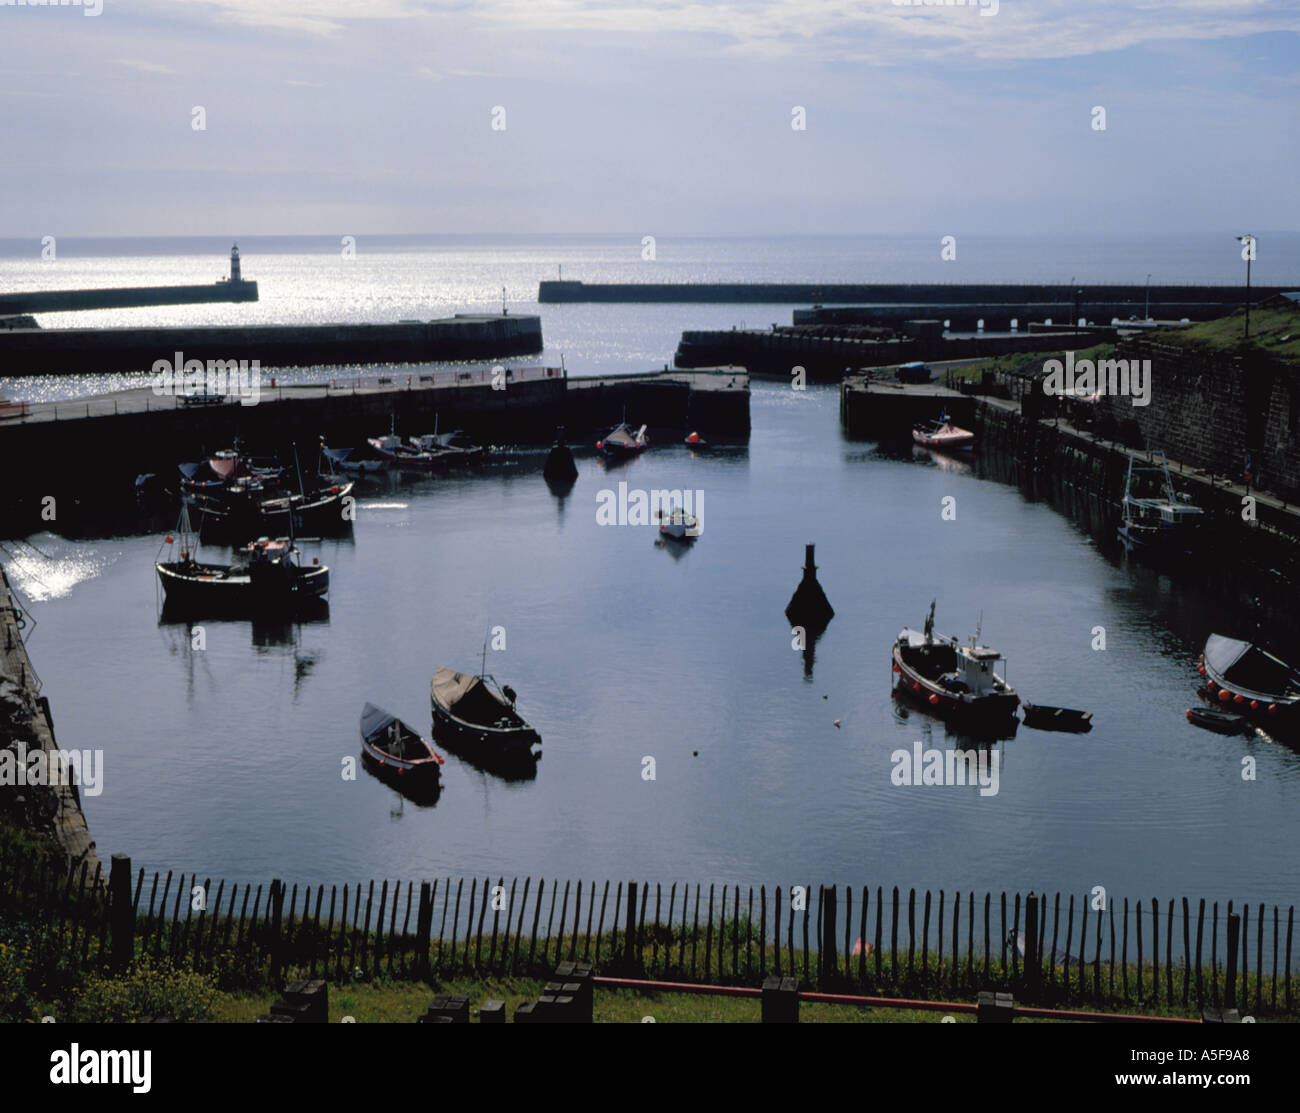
[1197,664,1206,676]
[892,664,900,673]
[1185,709,1193,721]
[1250,700,1259,711]
[1218,689,1232,703]
[928,694,940,705]
[1268,703,1278,715]
[1234,694,1245,704]
[1206,679,1217,691]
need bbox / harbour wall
[791,302,1194,330]
[676,326,1114,380]
[0,369,749,532]
[0,313,542,375]
[0,280,258,315]
[0,565,98,872]
[539,280,1288,312]
[839,374,1300,600]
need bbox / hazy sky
[2,0,1298,236]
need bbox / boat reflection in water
[912,444,974,477]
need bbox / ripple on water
[3,538,112,602]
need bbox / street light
[1236,234,1255,340]
[1144,274,1151,322]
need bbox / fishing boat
[155,508,329,614]
[413,429,486,464]
[596,422,648,461]
[912,412,976,452]
[360,703,445,791]
[1021,703,1093,732]
[892,601,1019,725]
[1186,705,1250,735]
[430,666,540,763]
[367,432,455,469]
[321,443,389,474]
[1199,633,1300,723]
[656,505,700,541]
[1117,451,1204,554]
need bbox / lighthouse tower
[229,244,242,284]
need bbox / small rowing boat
[1021,704,1093,732]
[360,703,445,792]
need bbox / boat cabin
[896,628,1009,696]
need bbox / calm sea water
[6,383,1299,909]
[2,236,1297,912]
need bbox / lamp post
[1236,234,1255,340]
[1144,274,1151,322]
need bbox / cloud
[114,59,179,75]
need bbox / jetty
[539,279,1288,318]
[0,367,749,529]
[0,313,544,376]
[675,322,1113,380]
[0,565,97,872]
[0,244,257,317]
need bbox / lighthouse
[229,244,242,284]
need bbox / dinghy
[912,412,976,452]
[1021,704,1093,732]
[360,703,445,792]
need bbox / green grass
[1165,305,1300,358]
[945,343,1117,383]
[212,976,986,1023]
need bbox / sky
[1,0,1298,237]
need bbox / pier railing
[2,855,1294,1018]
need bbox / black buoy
[785,543,834,631]
[543,425,578,484]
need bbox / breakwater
[0,565,97,872]
[0,367,748,531]
[0,279,258,317]
[0,313,542,376]
[677,325,1113,380]
[539,279,1285,313]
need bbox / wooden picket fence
[2,850,1295,1016]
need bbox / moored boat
[1199,633,1300,724]
[1021,703,1093,732]
[656,505,700,541]
[1117,451,1204,554]
[366,432,450,469]
[430,666,540,764]
[321,443,389,474]
[415,429,486,464]
[360,703,445,791]
[912,412,976,452]
[892,601,1019,725]
[1186,705,1250,735]
[597,422,648,460]
[156,529,329,615]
